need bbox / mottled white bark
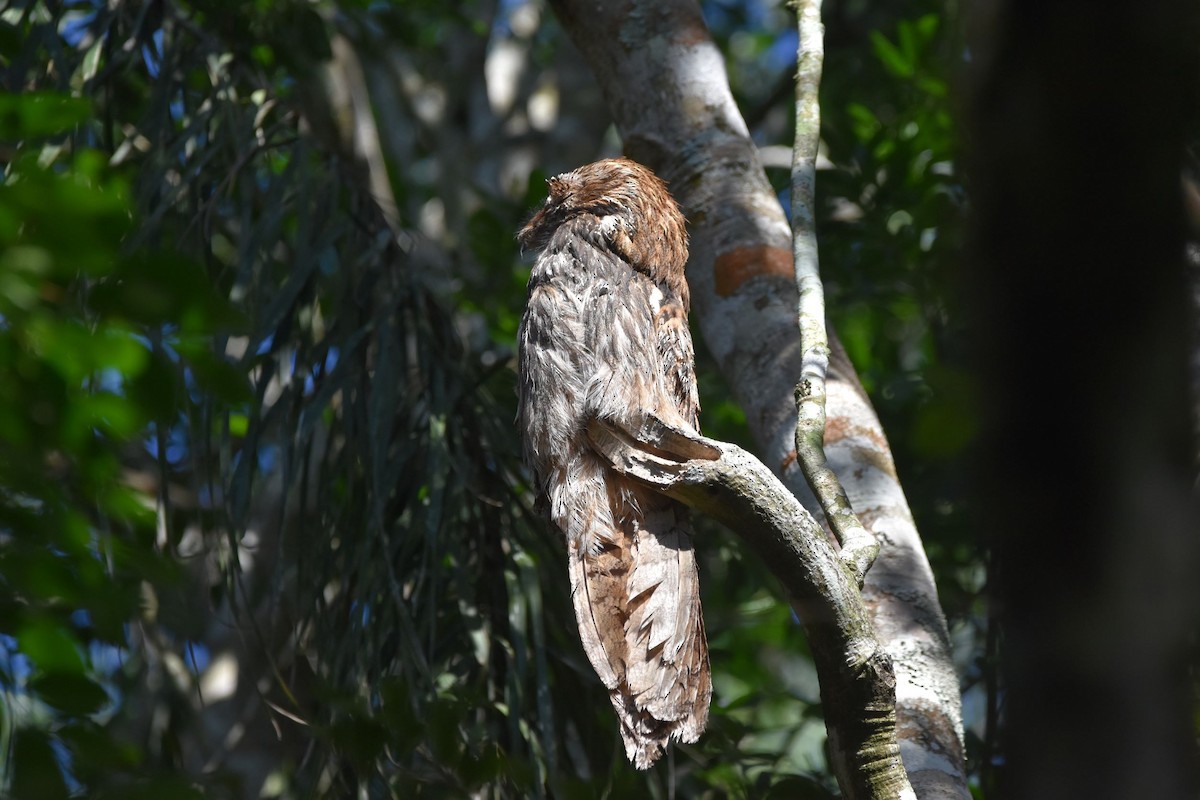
[549,0,966,795]
[789,0,879,585]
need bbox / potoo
[516,158,710,768]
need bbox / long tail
[562,462,711,769]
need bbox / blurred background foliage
[0,0,986,797]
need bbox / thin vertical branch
[789,0,878,585]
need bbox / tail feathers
[563,476,711,769]
[568,535,625,689]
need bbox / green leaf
[96,484,157,527]
[869,31,914,78]
[228,412,250,437]
[917,76,949,98]
[62,391,145,445]
[95,326,151,376]
[17,618,86,674]
[897,20,919,66]
[25,319,149,387]
[915,13,940,40]
[89,250,246,334]
[0,92,90,140]
[29,673,110,715]
[10,729,70,800]
[846,102,881,143]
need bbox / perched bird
[516,158,710,768]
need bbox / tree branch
[788,0,878,586]
[587,416,913,799]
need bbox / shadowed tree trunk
[969,1,1200,797]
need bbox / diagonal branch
[789,0,878,585]
[587,416,913,799]
[586,417,851,608]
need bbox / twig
[788,0,878,585]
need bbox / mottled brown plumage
[516,158,710,768]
